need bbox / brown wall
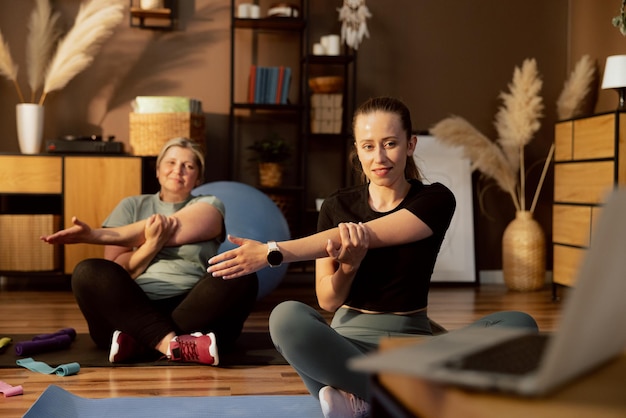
[0,0,619,273]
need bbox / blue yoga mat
[24,385,323,418]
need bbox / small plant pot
[258,162,283,187]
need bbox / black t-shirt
[317,180,455,312]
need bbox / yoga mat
[24,385,323,418]
[0,332,286,368]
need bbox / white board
[415,135,476,282]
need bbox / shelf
[234,17,306,31]
[232,103,303,112]
[305,54,356,65]
[129,5,176,30]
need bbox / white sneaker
[319,386,371,418]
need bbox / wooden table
[372,338,626,418]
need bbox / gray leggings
[269,301,538,400]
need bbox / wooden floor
[0,272,564,417]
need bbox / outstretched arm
[40,216,148,247]
[207,208,432,279]
[41,201,223,247]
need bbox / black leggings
[72,258,258,353]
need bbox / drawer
[554,161,615,204]
[552,204,592,247]
[553,244,586,287]
[0,214,60,271]
[572,114,616,160]
[554,121,573,162]
[0,155,62,193]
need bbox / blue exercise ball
[192,181,291,300]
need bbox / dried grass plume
[556,55,597,120]
[431,58,551,214]
[40,0,125,105]
[0,31,25,102]
[27,0,62,103]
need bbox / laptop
[350,188,626,397]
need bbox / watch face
[267,249,283,266]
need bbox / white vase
[16,103,45,154]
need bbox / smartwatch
[266,241,283,268]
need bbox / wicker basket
[502,211,546,291]
[258,162,284,187]
[129,112,205,156]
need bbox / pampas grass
[0,0,124,105]
[431,58,551,214]
[0,31,25,102]
[39,0,124,105]
[556,55,597,120]
[27,0,62,103]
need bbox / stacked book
[248,66,292,104]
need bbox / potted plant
[248,133,291,187]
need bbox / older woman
[41,137,258,365]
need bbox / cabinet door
[63,156,142,273]
[0,155,62,193]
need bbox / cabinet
[0,154,158,275]
[552,112,626,295]
[228,0,356,237]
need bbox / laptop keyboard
[444,334,550,375]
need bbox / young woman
[41,137,258,366]
[207,97,537,418]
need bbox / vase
[16,103,45,155]
[258,162,283,187]
[502,210,546,291]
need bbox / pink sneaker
[109,330,146,363]
[319,386,371,418]
[169,332,219,366]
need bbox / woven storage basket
[502,211,546,291]
[129,112,205,156]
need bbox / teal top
[102,192,225,300]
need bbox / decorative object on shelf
[431,59,554,292]
[248,133,291,187]
[308,76,344,94]
[601,55,626,110]
[140,0,163,9]
[16,103,45,154]
[612,0,626,35]
[130,0,177,29]
[0,0,124,153]
[337,0,371,50]
[313,34,341,56]
[267,3,299,18]
[556,55,598,120]
[310,93,343,134]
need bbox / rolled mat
[32,328,76,341]
[15,334,72,356]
